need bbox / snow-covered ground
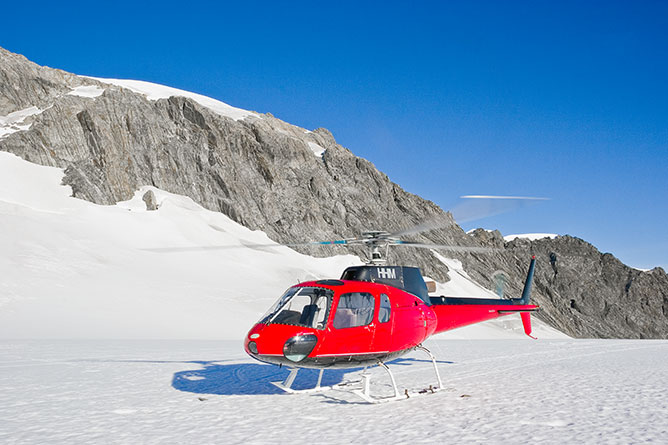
[0,151,563,340]
[1,339,666,444]
[0,152,358,339]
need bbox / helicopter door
[327,292,376,355]
[371,293,393,353]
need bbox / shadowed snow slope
[0,152,564,339]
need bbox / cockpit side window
[333,292,375,329]
[379,293,391,323]
[265,287,333,329]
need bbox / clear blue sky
[2,1,667,270]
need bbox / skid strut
[271,368,327,393]
[271,368,363,394]
[353,345,444,403]
[416,344,444,389]
[355,361,402,402]
[271,368,301,393]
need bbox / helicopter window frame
[264,286,334,330]
[259,286,300,324]
[332,292,375,329]
[378,293,391,323]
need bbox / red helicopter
[243,229,539,402]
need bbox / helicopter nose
[245,324,265,356]
[245,325,320,366]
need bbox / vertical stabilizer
[516,256,536,305]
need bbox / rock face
[142,190,159,211]
[1,46,667,338]
[465,230,668,338]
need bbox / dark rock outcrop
[142,190,159,211]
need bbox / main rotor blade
[142,238,363,253]
[389,195,549,237]
[452,195,549,224]
[392,241,497,253]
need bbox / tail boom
[431,303,538,335]
[428,256,539,337]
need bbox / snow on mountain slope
[431,254,500,299]
[0,152,358,338]
[504,233,558,241]
[67,85,105,98]
[307,141,326,157]
[0,106,44,138]
[0,152,564,339]
[89,77,258,121]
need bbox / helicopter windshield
[260,287,334,330]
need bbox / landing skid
[353,345,444,403]
[270,368,364,394]
[271,345,444,403]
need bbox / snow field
[0,339,666,444]
[0,151,360,338]
[0,151,562,340]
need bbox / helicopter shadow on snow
[171,357,454,396]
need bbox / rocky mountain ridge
[1,46,666,338]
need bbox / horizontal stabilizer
[497,308,539,314]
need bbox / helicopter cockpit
[260,286,334,329]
